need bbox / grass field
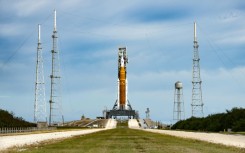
[6,126,245,153]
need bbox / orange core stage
[119,66,126,109]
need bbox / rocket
[119,56,126,109]
[116,48,128,110]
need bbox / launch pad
[104,47,138,119]
[104,110,137,119]
[104,100,138,119]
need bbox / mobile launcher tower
[104,47,138,119]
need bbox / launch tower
[104,47,138,119]
[191,22,204,117]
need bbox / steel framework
[49,10,63,126]
[145,108,150,119]
[34,24,46,122]
[191,22,204,117]
[173,81,185,121]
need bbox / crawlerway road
[0,129,106,151]
[0,119,117,151]
[143,129,245,148]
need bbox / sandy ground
[0,119,117,151]
[143,129,245,148]
[0,129,106,151]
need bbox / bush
[232,119,245,132]
[0,109,36,127]
[172,107,245,132]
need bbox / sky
[0,0,245,124]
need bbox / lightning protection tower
[34,24,46,123]
[191,22,204,118]
[49,10,63,126]
[173,81,185,121]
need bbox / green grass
[224,132,245,135]
[56,126,89,130]
[7,127,245,153]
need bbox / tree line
[172,107,245,132]
[0,109,36,127]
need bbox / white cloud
[12,0,50,17]
[0,23,27,36]
[215,28,245,45]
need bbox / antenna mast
[34,24,46,122]
[191,22,204,117]
[49,10,63,126]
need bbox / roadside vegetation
[172,107,245,132]
[0,109,36,127]
[7,127,244,153]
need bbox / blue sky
[0,0,245,124]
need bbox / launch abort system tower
[104,47,138,119]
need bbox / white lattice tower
[49,10,63,126]
[191,22,204,117]
[34,24,46,122]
